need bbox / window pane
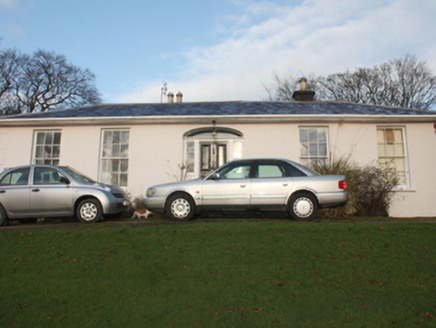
[258,165,283,178]
[113,131,120,143]
[45,132,53,145]
[100,130,130,186]
[120,159,129,172]
[319,143,327,156]
[112,144,120,157]
[112,159,120,171]
[378,144,385,156]
[54,132,61,145]
[386,129,394,143]
[120,173,128,187]
[299,127,328,167]
[121,131,129,143]
[35,146,44,158]
[394,129,403,142]
[52,146,60,158]
[111,173,118,186]
[394,144,404,155]
[33,131,61,164]
[377,127,407,187]
[120,145,129,157]
[186,142,195,173]
[36,132,45,144]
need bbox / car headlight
[146,187,157,197]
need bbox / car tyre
[76,198,102,223]
[0,205,7,226]
[165,193,196,221]
[288,192,318,221]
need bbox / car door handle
[283,183,288,187]
[240,185,246,188]
[31,189,40,192]
[0,190,5,194]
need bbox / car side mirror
[59,177,70,185]
[210,173,220,180]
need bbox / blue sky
[1,0,435,104]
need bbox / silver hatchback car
[0,165,130,226]
[144,158,348,221]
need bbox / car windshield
[61,167,97,183]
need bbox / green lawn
[1,221,435,327]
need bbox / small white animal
[131,208,151,219]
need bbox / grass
[0,220,435,327]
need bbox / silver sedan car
[0,165,130,226]
[144,158,348,221]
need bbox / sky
[1,0,436,104]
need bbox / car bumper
[317,192,349,208]
[104,199,131,214]
[143,197,166,213]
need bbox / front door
[200,143,227,177]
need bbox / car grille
[112,193,125,199]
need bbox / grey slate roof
[2,101,436,119]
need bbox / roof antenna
[160,82,168,103]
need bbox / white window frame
[99,129,130,187]
[299,126,329,168]
[377,126,410,189]
[32,130,62,165]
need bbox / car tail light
[339,180,347,190]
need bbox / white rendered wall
[0,121,435,217]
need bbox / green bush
[312,159,398,218]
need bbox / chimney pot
[299,77,307,91]
[167,92,174,103]
[176,91,183,103]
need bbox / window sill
[392,187,416,193]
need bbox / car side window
[34,167,67,185]
[0,168,30,186]
[284,162,307,177]
[217,162,251,179]
[257,164,286,178]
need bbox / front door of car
[30,167,73,215]
[250,161,294,206]
[0,167,31,216]
[200,160,251,206]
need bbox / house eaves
[1,114,436,127]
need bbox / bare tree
[0,48,101,115]
[318,55,436,110]
[265,55,436,110]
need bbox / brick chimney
[292,77,315,101]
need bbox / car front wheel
[165,193,196,221]
[76,198,102,223]
[288,192,318,221]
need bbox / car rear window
[283,162,307,177]
[0,168,30,186]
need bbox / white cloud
[0,0,18,7]
[116,0,436,103]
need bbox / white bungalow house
[0,94,435,217]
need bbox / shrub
[348,165,398,217]
[312,159,398,218]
